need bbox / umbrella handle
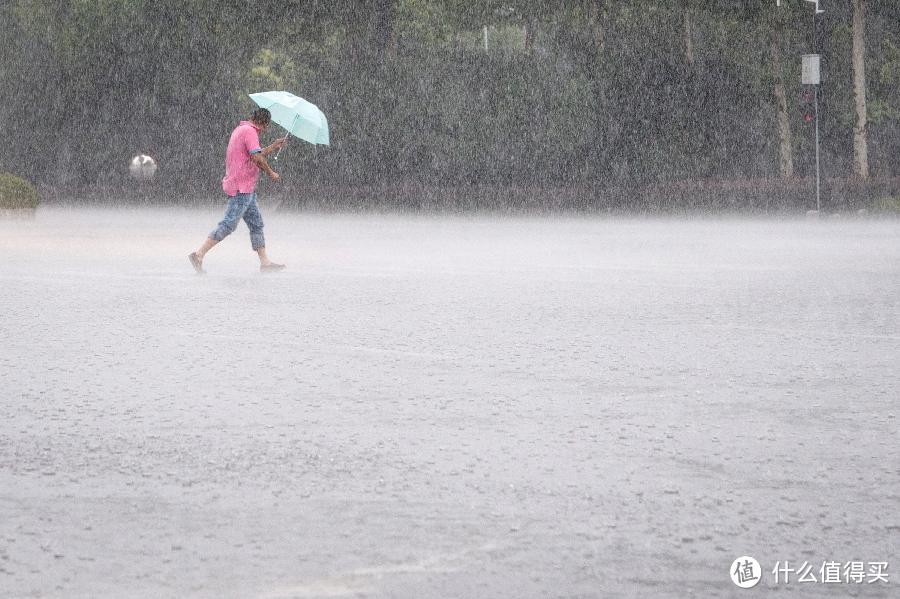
[273,133,290,161]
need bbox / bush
[0,173,40,209]
[874,196,900,213]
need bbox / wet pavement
[1,207,898,598]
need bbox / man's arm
[251,152,280,181]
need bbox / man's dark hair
[251,108,271,126]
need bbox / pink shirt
[222,121,263,196]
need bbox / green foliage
[0,173,41,209]
[247,49,299,91]
[396,0,456,48]
[870,40,900,124]
[0,0,898,200]
[874,196,900,213]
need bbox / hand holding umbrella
[269,135,290,161]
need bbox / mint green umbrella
[249,91,329,159]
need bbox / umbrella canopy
[249,91,329,145]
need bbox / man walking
[189,108,287,274]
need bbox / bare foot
[188,252,205,274]
[260,262,286,273]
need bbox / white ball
[129,154,158,180]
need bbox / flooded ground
[1,207,898,598]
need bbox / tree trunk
[683,1,694,66]
[588,0,606,56]
[373,0,396,59]
[770,25,793,179]
[851,0,869,178]
[524,15,535,54]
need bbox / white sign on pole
[802,54,821,85]
[804,0,825,14]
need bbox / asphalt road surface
[1,207,898,598]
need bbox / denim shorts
[210,192,265,250]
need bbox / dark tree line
[1,0,898,208]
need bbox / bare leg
[256,246,285,271]
[256,246,272,266]
[192,195,247,273]
[196,237,218,259]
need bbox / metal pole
[814,87,821,211]
[274,114,298,162]
[812,7,821,212]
